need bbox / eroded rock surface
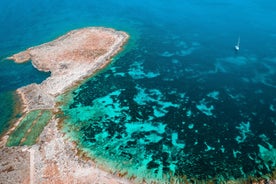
[1,27,130,184]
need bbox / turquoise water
[1,0,276,182]
[0,92,17,134]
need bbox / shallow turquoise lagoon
[1,0,276,182]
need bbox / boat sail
[235,37,240,51]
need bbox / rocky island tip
[0,27,131,184]
[8,27,129,109]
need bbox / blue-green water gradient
[1,0,276,182]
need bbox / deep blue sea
[1,0,276,182]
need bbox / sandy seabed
[1,27,275,184]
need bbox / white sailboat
[235,37,240,51]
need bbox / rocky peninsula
[9,27,129,111]
[0,27,132,183]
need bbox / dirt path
[29,148,35,184]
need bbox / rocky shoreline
[0,27,132,183]
[0,27,275,184]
